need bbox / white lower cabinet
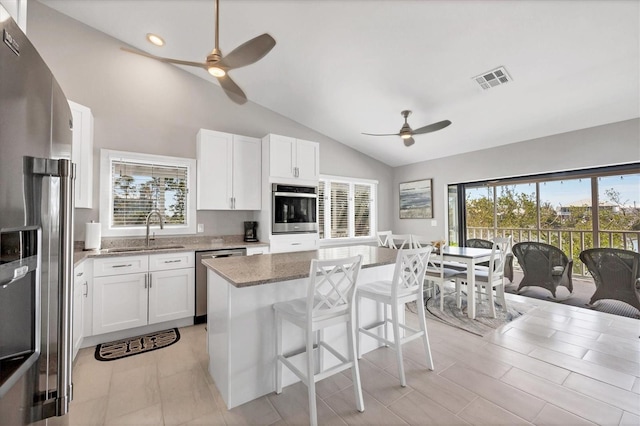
[148,268,195,324]
[73,260,93,360]
[93,252,195,336]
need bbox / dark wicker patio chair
[467,238,514,283]
[512,241,573,297]
[579,248,640,312]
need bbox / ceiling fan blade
[404,137,415,147]
[412,120,452,135]
[217,74,247,105]
[361,132,401,137]
[217,34,276,70]
[120,47,208,69]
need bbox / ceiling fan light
[400,133,411,139]
[146,33,165,47]
[208,66,226,77]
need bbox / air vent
[473,66,512,90]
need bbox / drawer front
[149,251,195,271]
[246,246,269,256]
[270,236,318,254]
[93,255,149,277]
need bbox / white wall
[392,118,640,242]
[27,1,393,240]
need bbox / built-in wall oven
[272,184,318,234]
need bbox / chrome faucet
[145,209,164,247]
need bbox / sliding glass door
[448,164,640,275]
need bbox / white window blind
[319,176,376,240]
[111,160,189,228]
[318,181,325,239]
[354,184,371,237]
[330,182,350,238]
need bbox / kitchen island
[203,245,398,409]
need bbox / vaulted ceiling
[39,0,639,167]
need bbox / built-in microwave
[272,184,318,234]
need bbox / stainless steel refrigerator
[0,9,75,426]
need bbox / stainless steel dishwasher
[195,248,246,323]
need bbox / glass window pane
[495,183,537,230]
[448,185,459,246]
[465,186,494,240]
[354,184,371,237]
[598,173,640,250]
[330,182,349,238]
[111,160,188,227]
[539,178,591,231]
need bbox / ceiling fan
[362,110,452,147]
[120,0,275,105]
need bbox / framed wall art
[399,179,433,219]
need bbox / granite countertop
[202,245,398,288]
[73,236,268,266]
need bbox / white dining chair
[423,244,460,311]
[356,247,434,387]
[273,255,364,426]
[454,236,512,318]
[389,234,412,249]
[376,230,392,247]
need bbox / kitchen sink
[103,245,185,253]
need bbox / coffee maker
[244,221,259,242]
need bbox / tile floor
[64,293,639,425]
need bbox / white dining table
[440,246,494,319]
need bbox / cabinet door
[148,268,195,324]
[295,139,319,181]
[269,134,296,180]
[69,101,94,209]
[72,264,86,360]
[232,135,262,210]
[197,129,233,209]
[93,273,148,335]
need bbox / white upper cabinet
[1,1,27,33]
[265,134,319,184]
[69,101,94,209]
[197,129,261,210]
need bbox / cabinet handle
[144,274,148,289]
[233,197,236,209]
[76,272,84,277]
[83,282,88,298]
[291,242,301,246]
[112,264,132,268]
[163,259,181,264]
[149,273,152,288]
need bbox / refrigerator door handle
[56,159,75,415]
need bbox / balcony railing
[466,227,640,276]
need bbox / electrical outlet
[430,219,437,227]
[197,223,204,233]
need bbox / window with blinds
[318,181,325,238]
[330,182,349,238]
[354,184,371,237]
[319,176,376,240]
[99,150,196,237]
[111,160,189,227]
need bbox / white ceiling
[39,0,640,167]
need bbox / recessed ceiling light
[146,33,165,47]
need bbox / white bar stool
[356,247,434,387]
[273,255,364,426]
